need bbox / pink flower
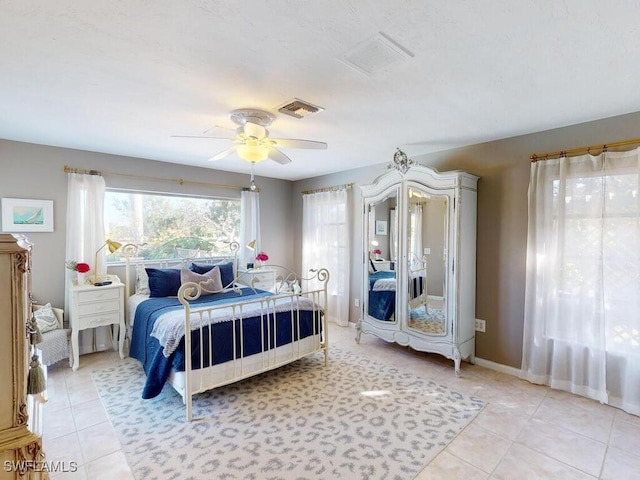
[373,249,382,255]
[256,252,269,261]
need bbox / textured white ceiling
[2,1,640,180]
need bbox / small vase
[76,272,86,285]
[375,254,381,260]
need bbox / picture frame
[1,198,54,233]
[375,220,388,236]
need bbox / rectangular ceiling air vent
[278,98,324,119]
[340,32,414,77]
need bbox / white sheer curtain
[302,189,350,326]
[410,204,423,268]
[389,208,397,263]
[239,190,261,268]
[522,149,640,416]
[65,173,112,354]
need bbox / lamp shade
[246,239,257,250]
[105,239,122,253]
[93,239,122,283]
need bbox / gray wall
[4,109,640,369]
[292,110,640,369]
[0,140,295,309]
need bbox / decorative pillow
[135,263,150,295]
[180,266,223,295]
[146,268,182,297]
[33,303,59,333]
[190,261,234,288]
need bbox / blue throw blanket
[130,288,320,398]
[368,271,396,321]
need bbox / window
[549,172,639,351]
[522,150,640,415]
[104,190,240,261]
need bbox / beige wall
[0,140,295,309]
[292,110,640,369]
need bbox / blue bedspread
[368,271,396,321]
[130,288,320,399]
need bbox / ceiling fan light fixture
[174,106,325,165]
[238,143,269,162]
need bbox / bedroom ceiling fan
[172,108,327,164]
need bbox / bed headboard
[123,241,240,299]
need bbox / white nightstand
[238,268,277,291]
[68,278,126,371]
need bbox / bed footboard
[178,266,329,421]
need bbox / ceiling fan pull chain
[249,162,257,191]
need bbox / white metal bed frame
[124,243,329,421]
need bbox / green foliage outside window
[105,191,240,260]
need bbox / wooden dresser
[0,234,47,479]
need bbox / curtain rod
[63,165,243,190]
[301,182,354,195]
[530,137,640,162]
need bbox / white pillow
[34,303,59,333]
[136,263,150,295]
[180,266,223,295]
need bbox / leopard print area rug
[93,347,484,480]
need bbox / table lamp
[93,239,122,284]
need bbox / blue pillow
[190,262,234,288]
[146,268,181,297]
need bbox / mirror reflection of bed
[367,257,446,335]
[366,188,399,321]
[368,263,396,320]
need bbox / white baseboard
[474,356,522,377]
[345,321,522,378]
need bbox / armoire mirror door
[405,186,449,337]
[366,188,399,322]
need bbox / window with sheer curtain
[65,172,112,354]
[522,149,640,416]
[302,189,350,326]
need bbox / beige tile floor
[42,323,640,479]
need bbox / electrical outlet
[424,247,431,254]
[354,298,360,307]
[475,319,486,332]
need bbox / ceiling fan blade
[209,146,238,161]
[171,135,232,140]
[243,122,266,139]
[270,138,327,150]
[203,124,236,135]
[268,147,292,164]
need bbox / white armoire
[0,234,47,479]
[356,157,479,375]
